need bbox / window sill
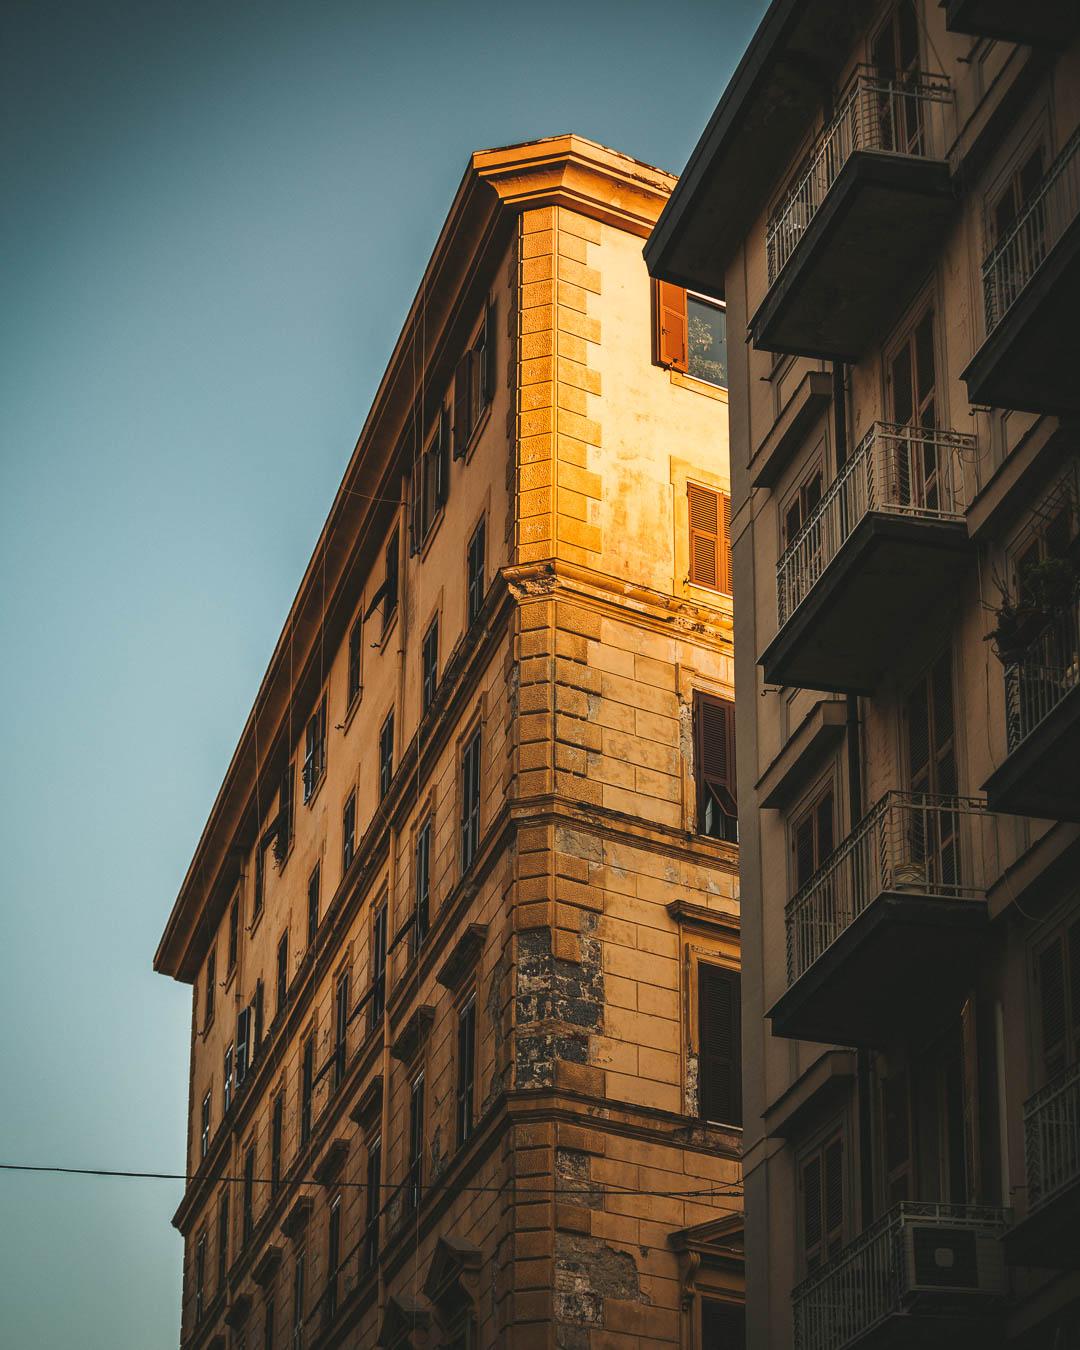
[462,403,492,466]
[248,905,265,941]
[304,771,326,812]
[341,689,363,735]
[669,369,728,402]
[376,609,399,654]
[416,505,447,563]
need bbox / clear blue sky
[0,3,762,1344]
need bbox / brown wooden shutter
[695,692,737,815]
[688,483,720,589]
[483,300,497,403]
[802,1155,822,1269]
[823,1139,844,1259]
[698,964,741,1126]
[453,353,470,459]
[720,491,733,594]
[655,280,688,371]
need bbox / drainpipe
[833,359,875,1229]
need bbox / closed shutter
[823,1139,844,1260]
[483,300,497,403]
[698,964,741,1126]
[656,280,688,371]
[688,482,719,589]
[453,352,471,459]
[802,1135,844,1272]
[803,1154,823,1271]
[721,490,733,594]
[436,405,451,504]
[694,692,737,833]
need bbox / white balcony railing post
[1024,1061,1080,1211]
[1004,594,1080,752]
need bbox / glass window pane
[686,296,728,388]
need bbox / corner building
[155,136,745,1350]
[648,3,1080,1348]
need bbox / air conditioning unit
[899,1215,1006,1306]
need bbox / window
[457,996,477,1147]
[333,970,349,1092]
[300,1034,314,1148]
[254,844,266,919]
[236,1005,251,1086]
[792,784,834,892]
[694,692,738,843]
[228,898,240,972]
[783,468,824,550]
[881,1065,914,1205]
[370,903,387,1031]
[217,1192,230,1290]
[411,407,451,550]
[347,614,363,708]
[687,294,728,388]
[195,1231,207,1322]
[271,1093,284,1195]
[326,1195,342,1322]
[263,1296,274,1350]
[800,1131,845,1274]
[1034,912,1080,1083]
[223,1044,234,1115]
[342,790,356,874]
[461,729,482,871]
[687,482,732,593]
[407,1073,425,1212]
[292,1250,305,1350]
[905,652,958,888]
[253,979,264,1057]
[379,713,394,800]
[307,866,320,948]
[871,0,923,154]
[302,697,327,802]
[655,281,688,370]
[276,932,289,1017]
[204,949,216,1027]
[243,1142,255,1244]
[467,517,486,626]
[274,763,294,865]
[422,616,439,715]
[454,302,497,459]
[698,964,741,1126]
[382,530,399,635]
[200,1091,211,1159]
[364,1136,381,1271]
[415,817,432,951]
[701,1301,744,1347]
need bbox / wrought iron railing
[767,65,953,284]
[982,125,1080,334]
[793,1203,1008,1350]
[785,791,995,986]
[776,422,973,628]
[1023,1060,1080,1211]
[1004,593,1080,752]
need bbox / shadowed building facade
[155,136,745,1350]
[649,3,1080,1348]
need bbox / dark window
[415,818,432,951]
[243,1143,255,1244]
[694,692,738,843]
[688,482,732,593]
[801,1133,845,1273]
[263,1296,274,1350]
[687,294,728,388]
[783,470,824,549]
[326,1195,341,1322]
[347,615,363,707]
[407,1073,425,1212]
[302,697,327,803]
[379,713,394,800]
[195,1232,207,1322]
[454,303,496,459]
[292,1251,305,1350]
[300,1035,314,1148]
[1035,914,1080,1083]
[223,1044,234,1115]
[792,785,835,892]
[701,1300,744,1348]
[364,1137,381,1271]
[461,729,482,872]
[382,530,399,635]
[271,1094,284,1195]
[370,904,387,1031]
[235,1006,251,1087]
[276,932,289,1017]
[306,865,320,948]
[217,1192,229,1290]
[228,898,239,972]
[422,616,439,715]
[205,949,216,1027]
[871,0,923,153]
[342,790,356,874]
[698,964,741,1126]
[200,1092,211,1159]
[411,407,451,551]
[254,843,266,919]
[467,518,486,626]
[333,971,349,1092]
[253,979,264,1057]
[274,762,294,866]
[905,651,958,888]
[457,996,477,1147]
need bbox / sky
[0,3,764,1345]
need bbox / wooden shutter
[802,1154,823,1270]
[720,491,733,594]
[688,482,729,591]
[483,300,497,403]
[698,964,741,1126]
[655,280,688,371]
[823,1139,844,1260]
[695,692,737,815]
[436,404,451,504]
[453,352,471,459]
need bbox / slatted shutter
[688,482,719,589]
[483,300,497,403]
[694,692,737,841]
[721,490,733,594]
[802,1134,844,1273]
[655,280,688,371]
[823,1139,844,1260]
[453,352,471,459]
[698,964,741,1126]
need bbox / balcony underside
[962,215,1080,415]
[750,152,954,361]
[761,514,970,695]
[942,0,1078,46]
[823,1308,1006,1350]
[983,684,1080,821]
[1005,1175,1080,1269]
[769,892,988,1047]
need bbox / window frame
[346,613,363,710]
[466,516,486,627]
[693,690,738,843]
[790,776,837,895]
[302,696,327,804]
[460,725,482,874]
[378,712,394,800]
[686,481,732,595]
[341,789,357,875]
[307,864,320,949]
[456,992,478,1148]
[421,614,440,716]
[797,1123,847,1277]
[685,291,729,390]
[696,961,742,1127]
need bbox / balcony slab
[941,0,1078,47]
[1005,1174,1080,1269]
[983,682,1080,821]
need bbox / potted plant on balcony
[1020,555,1079,612]
[984,575,1047,665]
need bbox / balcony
[793,1203,1009,1350]
[1006,1061,1080,1269]
[963,127,1080,415]
[761,423,973,694]
[770,792,995,1047]
[941,0,1078,47]
[984,593,1080,820]
[750,67,954,361]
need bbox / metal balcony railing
[793,1203,1008,1350]
[982,125,1080,335]
[1024,1060,1080,1211]
[785,791,995,986]
[767,65,953,285]
[1004,593,1080,752]
[776,422,973,628]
